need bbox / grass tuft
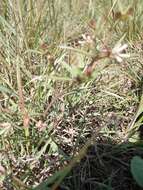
[0,0,143,189]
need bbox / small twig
[83,52,110,76]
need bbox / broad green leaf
[131,156,143,187]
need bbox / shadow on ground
[61,137,143,190]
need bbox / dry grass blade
[16,57,30,136]
[0,0,143,189]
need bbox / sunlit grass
[0,0,143,189]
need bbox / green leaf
[131,156,143,187]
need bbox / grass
[0,0,143,189]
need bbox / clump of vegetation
[0,0,143,189]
